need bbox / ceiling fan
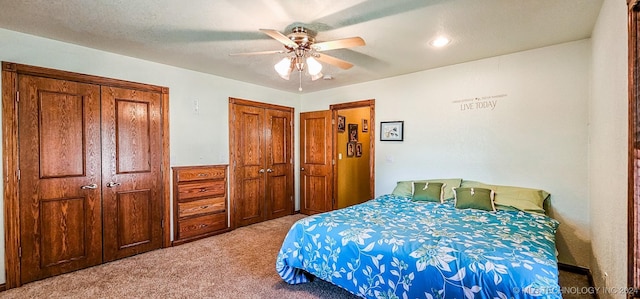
[230,26,365,90]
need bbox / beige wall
[336,107,371,208]
[589,0,628,297]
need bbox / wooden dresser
[172,165,229,245]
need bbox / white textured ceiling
[0,0,603,93]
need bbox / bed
[276,193,561,298]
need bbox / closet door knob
[106,182,121,188]
[81,183,97,190]
[300,167,305,171]
[267,168,273,173]
[259,169,265,173]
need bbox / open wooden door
[300,110,334,215]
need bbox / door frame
[630,1,640,295]
[329,99,376,206]
[228,97,295,229]
[1,62,171,289]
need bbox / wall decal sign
[453,94,507,111]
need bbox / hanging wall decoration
[380,121,403,141]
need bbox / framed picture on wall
[348,124,358,142]
[380,121,404,141]
[347,142,356,157]
[362,119,368,132]
[337,115,346,132]
[355,143,363,157]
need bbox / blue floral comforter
[276,194,561,298]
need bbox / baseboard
[293,210,300,214]
[558,263,597,299]
[0,283,6,292]
[558,262,590,275]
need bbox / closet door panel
[18,75,102,283]
[268,174,289,216]
[39,197,87,267]
[232,104,266,226]
[101,86,163,262]
[115,100,151,173]
[39,92,85,177]
[238,178,263,221]
[116,190,152,248]
[266,109,293,219]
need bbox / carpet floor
[0,214,590,298]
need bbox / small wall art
[380,121,404,141]
[362,119,368,132]
[347,142,356,157]
[348,124,358,142]
[355,143,363,157]
[337,115,346,132]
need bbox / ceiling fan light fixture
[306,57,323,76]
[274,57,293,80]
[430,36,451,48]
[310,72,324,81]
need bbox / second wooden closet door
[231,101,293,228]
[101,86,163,262]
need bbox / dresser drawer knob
[201,205,209,209]
[197,173,209,177]
[199,188,208,192]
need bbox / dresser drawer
[178,213,227,240]
[176,167,225,182]
[177,180,225,200]
[178,197,225,218]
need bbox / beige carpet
[0,214,590,298]
[1,214,358,299]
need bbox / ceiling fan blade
[229,50,286,56]
[315,53,354,70]
[313,37,365,52]
[259,29,298,49]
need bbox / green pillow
[412,182,445,203]
[392,178,462,200]
[453,187,496,212]
[460,180,549,214]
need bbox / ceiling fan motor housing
[286,27,315,51]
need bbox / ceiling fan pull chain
[299,70,302,92]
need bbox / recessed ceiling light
[430,36,450,48]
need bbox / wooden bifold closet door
[3,62,169,287]
[18,75,104,283]
[100,86,164,262]
[229,98,294,228]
